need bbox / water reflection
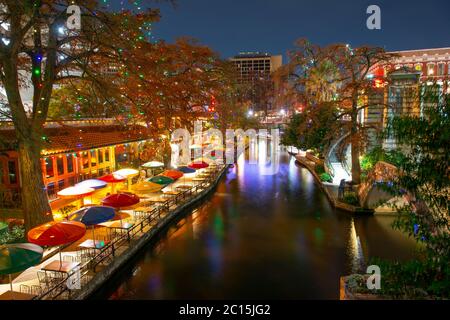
[97,151,417,300]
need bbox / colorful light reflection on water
[99,150,417,300]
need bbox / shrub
[369,257,449,299]
[314,164,325,175]
[342,192,359,206]
[0,226,25,245]
[320,172,332,183]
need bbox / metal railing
[35,165,226,300]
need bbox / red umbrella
[99,173,126,194]
[102,193,140,208]
[27,221,86,267]
[28,221,86,247]
[188,161,209,169]
[98,173,126,183]
[161,170,184,180]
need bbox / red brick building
[0,119,151,213]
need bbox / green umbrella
[0,243,44,293]
[147,175,174,185]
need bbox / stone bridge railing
[359,161,398,208]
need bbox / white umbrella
[113,168,139,191]
[57,186,95,206]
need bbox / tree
[376,85,450,298]
[281,102,336,156]
[0,1,160,230]
[282,39,396,184]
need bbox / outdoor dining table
[175,185,192,190]
[163,190,180,195]
[42,260,80,274]
[78,239,110,250]
[0,290,36,300]
[98,221,135,241]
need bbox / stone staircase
[330,162,351,185]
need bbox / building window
[82,152,89,169]
[98,149,104,164]
[58,179,65,191]
[427,63,435,76]
[90,150,97,167]
[438,63,445,76]
[47,182,55,199]
[45,158,54,178]
[57,157,64,176]
[105,149,110,162]
[67,154,74,173]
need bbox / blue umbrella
[177,166,196,174]
[68,206,116,245]
[69,206,115,226]
[75,179,107,190]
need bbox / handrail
[35,165,226,300]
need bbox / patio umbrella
[75,179,107,190]
[177,166,196,174]
[188,161,209,169]
[132,181,164,193]
[102,193,140,209]
[161,170,184,180]
[141,161,164,168]
[113,169,139,191]
[68,206,115,245]
[193,157,215,165]
[27,221,86,268]
[0,243,43,294]
[98,173,126,194]
[57,186,95,207]
[148,175,174,185]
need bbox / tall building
[230,52,282,83]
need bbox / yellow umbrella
[132,181,164,193]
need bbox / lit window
[7,161,16,184]
[427,63,435,76]
[57,157,64,175]
[438,63,445,76]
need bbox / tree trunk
[18,140,53,231]
[351,109,361,185]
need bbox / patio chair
[31,285,43,296]
[37,271,50,288]
[63,255,75,262]
[20,284,31,294]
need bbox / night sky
[118,0,450,61]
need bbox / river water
[93,149,417,299]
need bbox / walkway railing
[34,164,226,300]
